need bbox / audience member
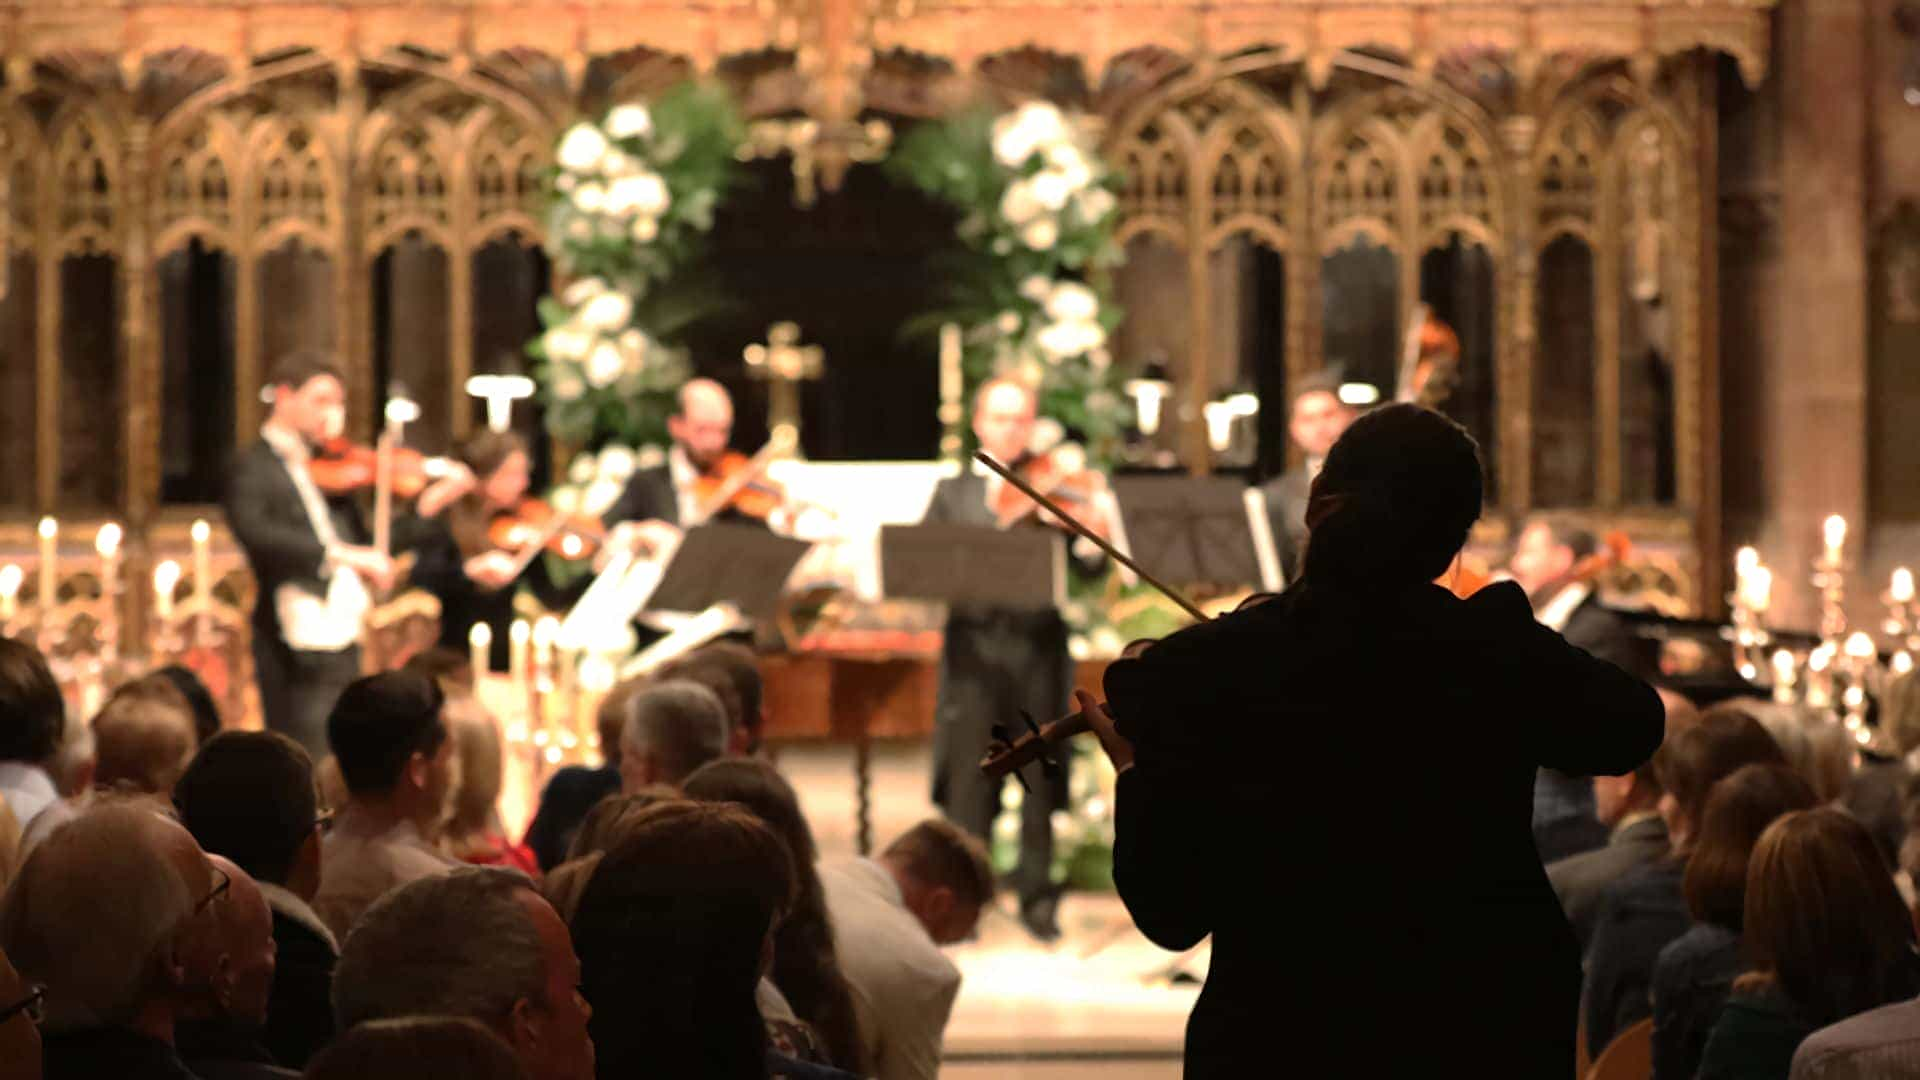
[686,759,868,1071]
[616,681,728,793]
[521,678,643,871]
[400,646,475,694]
[0,801,223,1079]
[440,692,537,876]
[304,1017,528,1080]
[540,853,601,924]
[173,730,337,1067]
[154,665,223,746]
[655,655,743,745]
[0,798,18,895]
[333,868,594,1080]
[1651,764,1819,1080]
[571,801,854,1080]
[312,672,457,940]
[0,637,65,832]
[45,700,95,800]
[1549,726,1673,949]
[1584,705,1787,1057]
[683,642,768,754]
[92,675,199,796]
[0,942,43,1080]
[820,819,992,1080]
[1754,704,1855,804]
[564,786,679,862]
[1700,808,1920,1080]
[176,855,298,1079]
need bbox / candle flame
[469,622,493,648]
[1736,546,1760,575]
[0,565,20,596]
[1845,631,1877,660]
[37,517,56,540]
[94,523,122,558]
[1893,567,1915,605]
[1824,514,1847,551]
[1772,649,1796,678]
[154,560,181,592]
[510,619,531,644]
[191,519,211,544]
[532,616,559,648]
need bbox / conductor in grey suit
[919,376,1111,943]
[1260,372,1357,582]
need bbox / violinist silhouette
[1084,404,1664,1077]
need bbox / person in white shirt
[0,637,66,834]
[820,819,994,1080]
[312,672,458,941]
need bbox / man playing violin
[224,351,472,757]
[920,376,1114,943]
[602,377,790,545]
[1507,515,1635,671]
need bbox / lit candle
[469,622,493,678]
[509,619,531,695]
[37,517,56,610]
[939,323,962,405]
[95,523,121,644]
[0,564,20,622]
[1845,631,1877,662]
[153,560,180,622]
[191,519,213,613]
[1741,565,1773,614]
[1893,567,1915,606]
[1823,514,1847,566]
[533,616,559,691]
[1736,546,1761,577]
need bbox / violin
[686,430,796,527]
[989,448,1104,530]
[488,498,607,564]
[308,437,453,498]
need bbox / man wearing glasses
[0,801,228,1079]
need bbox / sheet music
[1243,487,1285,591]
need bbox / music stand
[879,524,1064,611]
[1110,475,1284,591]
[643,523,814,619]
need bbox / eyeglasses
[315,808,336,835]
[193,863,232,916]
[0,983,45,1026]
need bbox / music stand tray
[879,524,1064,612]
[1110,475,1284,591]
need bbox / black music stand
[643,523,813,619]
[879,524,1064,611]
[1110,475,1284,591]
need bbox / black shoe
[1019,895,1062,943]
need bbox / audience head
[0,801,219,1031]
[0,636,65,766]
[1287,371,1356,460]
[880,819,995,946]
[669,643,765,754]
[266,351,346,444]
[1300,404,1483,590]
[653,656,743,752]
[572,801,796,1079]
[334,867,594,1080]
[1653,703,1787,850]
[1754,705,1855,803]
[592,678,648,768]
[1682,764,1819,930]
[201,854,276,1028]
[305,1017,529,1080]
[443,692,504,841]
[565,787,680,861]
[48,704,96,798]
[402,647,476,695]
[0,943,42,1080]
[172,730,323,899]
[684,759,817,867]
[971,376,1038,465]
[1741,807,1918,1028]
[1885,668,1920,760]
[617,681,728,790]
[327,672,453,815]
[1508,515,1596,598]
[91,675,198,796]
[540,854,602,924]
[153,665,222,745]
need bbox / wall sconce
[1126,374,1173,436]
[1202,391,1260,454]
[1338,382,1381,407]
[467,374,536,433]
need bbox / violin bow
[973,451,1208,623]
[686,428,797,528]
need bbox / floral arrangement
[887,100,1131,464]
[531,84,744,451]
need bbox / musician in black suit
[920,376,1112,942]
[602,377,771,537]
[1258,372,1356,583]
[224,353,468,757]
[1509,515,1637,671]
[1078,405,1664,1078]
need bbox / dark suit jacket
[1562,590,1640,674]
[524,764,623,871]
[42,1028,202,1080]
[176,1019,301,1080]
[604,464,680,528]
[1257,466,1312,584]
[1583,856,1691,1058]
[1548,814,1671,950]
[262,903,337,1069]
[224,440,369,640]
[1103,578,1663,1078]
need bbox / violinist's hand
[415,464,476,519]
[629,519,683,557]
[463,550,519,591]
[1073,689,1134,772]
[336,546,398,594]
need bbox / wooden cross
[743,321,823,456]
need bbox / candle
[0,564,20,621]
[1740,565,1773,614]
[153,560,180,622]
[1845,631,1877,662]
[1736,546,1760,577]
[95,523,121,646]
[469,622,493,678]
[1823,514,1847,566]
[191,519,212,614]
[509,618,531,694]
[533,616,559,691]
[939,323,962,404]
[1893,567,1915,606]
[37,517,56,610]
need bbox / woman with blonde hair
[440,691,537,876]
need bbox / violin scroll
[980,707,1094,782]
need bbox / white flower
[552,375,585,402]
[630,215,659,243]
[557,123,610,173]
[1020,216,1059,251]
[604,104,653,141]
[571,182,607,214]
[1089,347,1112,371]
[1019,275,1053,303]
[583,479,623,516]
[1028,416,1065,454]
[550,486,582,514]
[1029,169,1073,212]
[635,444,667,470]
[992,101,1069,167]
[585,341,626,388]
[1045,142,1093,190]
[568,455,598,485]
[1068,634,1091,661]
[596,445,637,481]
[565,219,591,241]
[999,179,1043,225]
[629,172,670,216]
[562,277,607,306]
[556,173,578,193]
[579,291,633,333]
[1074,187,1116,222]
[1037,319,1105,360]
[601,150,642,178]
[995,311,1022,335]
[542,325,593,362]
[1044,281,1099,324]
